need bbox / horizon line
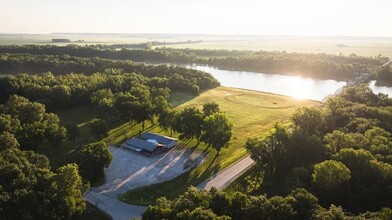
[0,32,392,39]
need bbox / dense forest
[0,45,388,81]
[0,44,391,219]
[377,66,392,84]
[145,85,392,219]
[0,53,219,94]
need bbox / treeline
[143,85,392,219]
[376,65,392,84]
[0,71,169,109]
[0,53,220,96]
[244,85,392,213]
[158,102,233,154]
[143,187,392,220]
[0,45,388,80]
[0,95,110,219]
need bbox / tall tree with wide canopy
[201,112,232,154]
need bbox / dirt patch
[93,146,205,197]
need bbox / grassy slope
[118,87,317,205]
[37,86,316,207]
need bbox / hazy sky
[0,0,391,36]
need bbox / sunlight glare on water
[191,65,347,101]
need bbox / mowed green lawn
[118,87,317,205]
[38,87,316,206]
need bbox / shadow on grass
[169,92,198,107]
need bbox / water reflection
[191,66,347,101]
[369,81,392,97]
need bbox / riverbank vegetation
[0,45,389,82]
[119,87,315,205]
[144,85,392,219]
[1,43,391,219]
[0,54,220,219]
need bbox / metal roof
[124,138,159,152]
[140,132,177,145]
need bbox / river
[190,65,347,101]
[369,81,392,97]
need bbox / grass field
[118,87,316,205]
[160,37,392,58]
[1,34,392,58]
[37,87,316,207]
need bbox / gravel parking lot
[94,145,205,197]
[85,145,205,220]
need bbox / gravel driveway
[85,145,205,220]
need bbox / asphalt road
[198,155,255,190]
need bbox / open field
[160,37,392,58]
[37,87,316,207]
[119,87,317,205]
[1,34,392,57]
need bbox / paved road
[85,149,254,219]
[85,189,147,220]
[198,155,255,190]
[382,59,392,67]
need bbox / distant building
[52,38,71,43]
[122,132,178,155]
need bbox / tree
[50,163,87,219]
[290,188,318,220]
[246,124,289,176]
[45,113,67,148]
[174,107,204,141]
[0,148,87,219]
[158,108,177,136]
[68,141,112,181]
[0,132,19,150]
[64,123,80,146]
[90,118,109,139]
[291,107,329,136]
[323,131,367,155]
[114,91,154,129]
[202,102,220,117]
[0,95,65,150]
[201,113,232,154]
[0,114,20,134]
[312,160,351,204]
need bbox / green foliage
[201,112,233,154]
[0,52,220,102]
[68,141,112,182]
[174,107,204,140]
[312,160,351,191]
[246,124,289,176]
[0,147,87,219]
[142,186,387,220]
[158,108,177,136]
[202,102,220,117]
[0,45,386,82]
[323,131,366,155]
[90,119,109,139]
[64,123,80,146]
[291,107,329,136]
[0,95,66,149]
[0,132,19,150]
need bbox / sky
[0,0,391,37]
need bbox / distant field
[119,87,316,205]
[160,38,392,58]
[1,34,391,58]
